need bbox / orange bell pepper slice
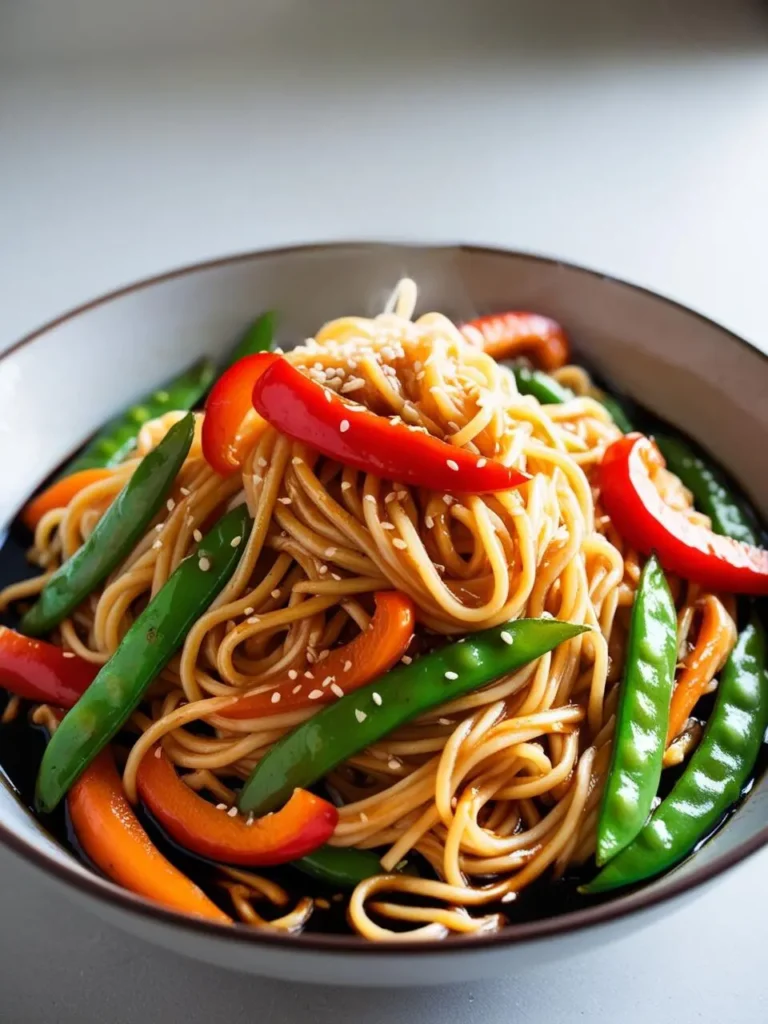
[22,468,114,530]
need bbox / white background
[1,2,767,1021]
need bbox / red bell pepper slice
[600,433,768,595]
[0,627,97,707]
[136,746,337,866]
[220,590,415,720]
[461,312,569,371]
[249,356,529,493]
[202,352,275,476]
[69,747,231,923]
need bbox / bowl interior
[0,242,766,954]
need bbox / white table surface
[1,2,767,1020]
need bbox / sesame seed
[443,495,454,505]
[325,547,337,557]
[425,515,434,528]
[271,692,281,704]
[292,684,302,694]
[154,747,163,758]
[359,811,369,823]
[355,708,367,723]
[245,814,255,826]
[381,522,395,530]
[230,535,242,547]
[166,498,175,511]
[319,565,328,575]
[401,655,412,665]
[341,378,365,394]
[253,474,263,485]
[331,683,344,698]
[244,607,254,615]
[155,523,164,532]
[372,692,382,706]
[258,457,268,468]
[227,806,238,818]
[306,650,316,664]
[341,481,352,491]
[271,589,281,599]
[324,390,332,402]
[343,660,352,672]
[304,671,314,679]
[247,616,260,624]
[388,758,401,770]
[318,650,330,661]
[193,529,203,542]
[278,497,292,505]
[198,556,211,571]
[339,420,350,433]
[331,573,342,580]
[446,459,459,472]
[364,494,376,504]
[62,651,75,659]
[501,892,516,904]
[152,539,163,550]
[392,538,407,550]
[215,803,227,811]
[500,630,514,645]
[288,669,298,680]
[444,670,458,680]
[180,486,191,496]
[322,675,334,687]
[292,456,303,466]
[477,458,487,468]
[308,689,323,700]
[438,717,453,726]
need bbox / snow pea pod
[295,847,389,888]
[224,310,276,369]
[238,618,589,816]
[596,553,677,865]
[508,365,633,432]
[584,615,767,892]
[61,360,215,476]
[35,504,252,813]
[22,414,195,637]
[655,435,758,546]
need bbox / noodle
[0,279,739,941]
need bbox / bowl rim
[1,239,766,957]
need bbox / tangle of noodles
[0,280,738,941]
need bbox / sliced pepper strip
[461,312,569,371]
[600,434,768,595]
[202,353,273,476]
[248,355,529,494]
[220,591,415,720]
[22,469,115,531]
[69,747,230,922]
[0,627,97,707]
[666,595,736,744]
[137,746,337,866]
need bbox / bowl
[0,242,765,986]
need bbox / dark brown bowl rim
[1,240,766,957]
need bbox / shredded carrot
[22,469,114,530]
[68,748,231,923]
[667,594,736,744]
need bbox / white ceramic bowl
[0,243,766,986]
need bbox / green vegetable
[511,365,574,405]
[596,554,677,865]
[584,616,767,892]
[295,846,388,888]
[35,504,252,813]
[61,360,215,476]
[598,393,634,434]
[224,311,276,369]
[22,415,195,637]
[656,435,758,546]
[507,364,633,433]
[238,618,589,816]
